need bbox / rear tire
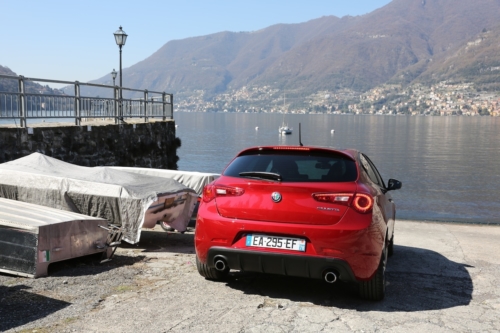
[358,246,387,301]
[196,256,229,280]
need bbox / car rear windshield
[223,151,358,182]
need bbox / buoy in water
[255,126,259,130]
[331,129,335,134]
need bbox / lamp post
[111,68,117,86]
[113,26,128,122]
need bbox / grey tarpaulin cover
[110,167,219,195]
[0,153,197,244]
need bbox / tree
[478,108,490,116]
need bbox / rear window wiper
[239,171,282,181]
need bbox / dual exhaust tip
[215,256,339,284]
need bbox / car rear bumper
[207,247,357,282]
[195,202,388,281]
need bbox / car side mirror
[387,179,402,191]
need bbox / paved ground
[1,220,499,332]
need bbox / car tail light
[312,193,373,214]
[351,193,373,214]
[202,184,245,203]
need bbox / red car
[194,145,402,300]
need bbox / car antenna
[299,123,303,146]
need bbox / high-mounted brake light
[202,184,245,203]
[312,193,373,214]
[272,146,310,151]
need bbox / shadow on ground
[0,252,146,280]
[43,253,146,277]
[121,228,196,255]
[0,254,145,282]
[221,244,473,312]
[0,285,70,332]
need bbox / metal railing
[0,74,173,127]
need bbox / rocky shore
[1,221,499,332]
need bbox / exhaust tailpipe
[323,270,338,284]
[214,257,227,271]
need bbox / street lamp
[111,68,117,86]
[113,26,128,122]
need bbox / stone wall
[0,121,181,169]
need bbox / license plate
[246,234,306,252]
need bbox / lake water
[174,112,500,225]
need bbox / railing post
[18,76,27,128]
[144,90,148,123]
[162,93,166,121]
[114,87,119,124]
[170,93,174,119]
[74,81,81,126]
[151,97,154,121]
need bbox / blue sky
[0,0,392,88]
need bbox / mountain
[65,0,500,100]
[262,0,500,92]
[116,15,361,97]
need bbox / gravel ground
[0,224,197,333]
[1,221,499,333]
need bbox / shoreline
[397,218,500,226]
[0,118,173,128]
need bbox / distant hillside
[411,24,500,91]
[0,65,65,95]
[261,0,500,92]
[0,65,18,92]
[63,0,500,100]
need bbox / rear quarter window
[223,152,357,182]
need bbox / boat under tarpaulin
[0,153,197,244]
[109,167,219,231]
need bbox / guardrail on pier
[0,74,173,127]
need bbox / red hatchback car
[194,145,401,300]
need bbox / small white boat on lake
[279,122,292,135]
[279,93,292,134]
